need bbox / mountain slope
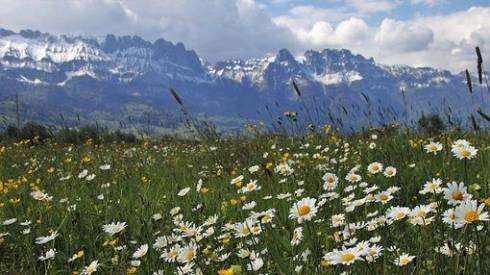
[0,28,486,132]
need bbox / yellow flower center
[368,249,376,256]
[298,205,311,216]
[452,191,463,201]
[464,210,479,223]
[395,212,406,220]
[340,253,355,262]
[400,257,410,266]
[379,194,388,201]
[241,227,250,235]
[218,269,234,275]
[185,250,194,261]
[169,250,178,258]
[326,176,334,183]
[416,210,426,217]
[461,149,471,158]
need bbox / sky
[0,0,488,72]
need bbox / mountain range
[0,28,487,134]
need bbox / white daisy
[81,260,99,275]
[132,244,149,259]
[38,249,56,261]
[383,166,397,178]
[290,227,303,246]
[102,222,127,236]
[454,200,489,224]
[322,173,338,191]
[451,144,477,160]
[424,142,443,154]
[394,253,415,266]
[177,242,197,263]
[289,197,318,223]
[443,182,471,205]
[367,162,383,174]
[328,247,363,266]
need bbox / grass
[0,127,489,274]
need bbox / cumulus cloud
[274,17,370,47]
[374,19,434,52]
[274,5,489,72]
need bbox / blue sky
[259,0,489,20]
[0,0,488,72]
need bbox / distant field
[0,129,489,274]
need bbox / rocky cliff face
[0,28,485,132]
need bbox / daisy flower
[452,139,470,148]
[39,249,56,261]
[331,214,346,228]
[241,180,261,193]
[443,182,471,205]
[177,242,197,263]
[161,244,181,263]
[383,166,397,178]
[394,253,415,266]
[30,190,53,202]
[442,209,461,227]
[387,206,411,221]
[329,247,363,266]
[289,197,318,223]
[177,187,191,196]
[132,244,149,259]
[81,260,99,275]
[454,200,489,224]
[451,144,477,160]
[290,227,303,246]
[420,178,443,195]
[230,175,244,187]
[2,218,17,225]
[102,222,127,236]
[35,231,59,244]
[242,201,256,210]
[366,245,383,263]
[247,251,264,271]
[345,173,362,183]
[367,162,383,174]
[322,173,338,191]
[374,191,393,204]
[424,142,443,154]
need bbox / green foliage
[0,130,489,274]
[0,123,137,144]
[417,114,446,135]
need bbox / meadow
[0,126,489,275]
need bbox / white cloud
[0,0,296,62]
[374,18,434,52]
[0,0,487,72]
[411,0,446,6]
[274,5,489,72]
[335,17,370,44]
[274,17,369,47]
[345,0,401,13]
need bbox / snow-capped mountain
[0,28,486,131]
